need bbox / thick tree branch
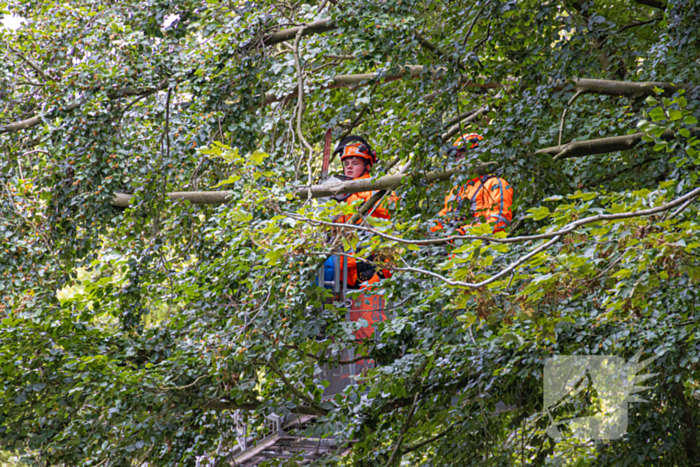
[294,161,495,200]
[259,19,337,48]
[112,190,234,207]
[264,75,690,109]
[564,78,687,98]
[111,161,494,207]
[537,128,699,161]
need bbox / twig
[384,393,420,467]
[7,44,51,82]
[336,79,382,146]
[160,374,208,391]
[283,185,700,247]
[472,21,493,51]
[264,357,327,415]
[462,3,488,48]
[558,90,584,147]
[284,186,700,289]
[292,25,315,188]
[391,235,561,289]
[402,424,455,454]
[441,106,487,142]
[666,194,699,220]
[611,16,663,36]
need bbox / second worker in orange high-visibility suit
[431,133,513,235]
[330,135,394,288]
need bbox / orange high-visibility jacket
[431,175,513,234]
[335,173,392,224]
[336,173,395,286]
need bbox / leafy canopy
[1,0,700,465]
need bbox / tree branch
[414,32,464,71]
[112,190,234,207]
[346,161,411,225]
[613,16,663,36]
[111,161,495,207]
[633,0,666,10]
[558,90,584,147]
[0,79,169,135]
[564,78,687,99]
[441,106,487,142]
[538,129,699,161]
[384,394,419,467]
[285,184,700,262]
[259,19,337,48]
[402,424,455,455]
[204,399,323,416]
[308,186,700,290]
[294,161,495,200]
[292,26,315,183]
[7,44,51,82]
[264,358,329,416]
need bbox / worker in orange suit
[329,135,394,288]
[332,136,392,223]
[431,133,513,235]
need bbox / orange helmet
[334,135,378,165]
[452,133,483,151]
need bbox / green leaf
[669,109,683,121]
[456,312,477,328]
[501,333,524,346]
[230,210,252,222]
[250,150,269,165]
[648,107,666,122]
[211,175,241,188]
[527,206,550,220]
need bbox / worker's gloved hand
[356,261,377,283]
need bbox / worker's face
[343,157,369,178]
[454,149,466,162]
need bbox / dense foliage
[1,0,700,465]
